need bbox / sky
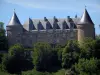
[0,0,100,34]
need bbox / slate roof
[78,8,94,25]
[23,18,36,31]
[23,17,80,30]
[8,11,21,26]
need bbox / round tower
[6,10,23,46]
[77,8,95,42]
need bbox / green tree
[93,39,100,59]
[8,44,24,56]
[55,45,63,66]
[74,58,100,75]
[33,42,53,71]
[62,40,80,69]
[0,28,8,50]
[80,38,100,59]
[0,22,8,50]
[0,22,4,29]
[2,44,33,74]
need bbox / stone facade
[6,9,95,47]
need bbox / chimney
[44,17,48,21]
[67,16,70,19]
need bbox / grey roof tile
[78,9,94,25]
[23,18,80,30]
[23,18,36,31]
[8,12,21,26]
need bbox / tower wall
[77,24,95,42]
[6,25,23,46]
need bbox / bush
[1,44,33,74]
[33,42,53,71]
[22,69,53,75]
[62,40,80,68]
[74,58,100,75]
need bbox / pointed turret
[78,8,94,25]
[8,9,21,26]
[6,10,23,46]
[77,8,95,43]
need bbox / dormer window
[53,22,60,29]
[46,21,52,29]
[53,16,58,22]
[37,21,44,30]
[62,20,69,29]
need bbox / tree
[8,44,24,56]
[33,42,53,71]
[2,44,33,74]
[74,58,100,75]
[55,45,63,66]
[62,40,80,69]
[80,38,100,59]
[93,39,100,59]
[0,22,4,29]
[0,22,8,50]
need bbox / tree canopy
[0,22,8,50]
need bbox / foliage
[62,40,80,68]
[0,53,3,63]
[55,45,63,66]
[0,29,8,50]
[0,22,8,50]
[0,37,100,75]
[0,22,4,29]
[0,29,5,36]
[2,44,33,74]
[74,58,100,75]
[80,38,100,59]
[93,39,100,59]
[22,69,53,75]
[95,34,100,40]
[33,42,53,71]
[53,69,65,75]
[22,69,66,75]
[8,44,24,56]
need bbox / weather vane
[85,5,87,8]
[14,9,15,12]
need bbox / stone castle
[6,8,95,47]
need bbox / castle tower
[77,8,95,42]
[6,10,23,46]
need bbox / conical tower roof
[8,10,21,26]
[78,8,94,25]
